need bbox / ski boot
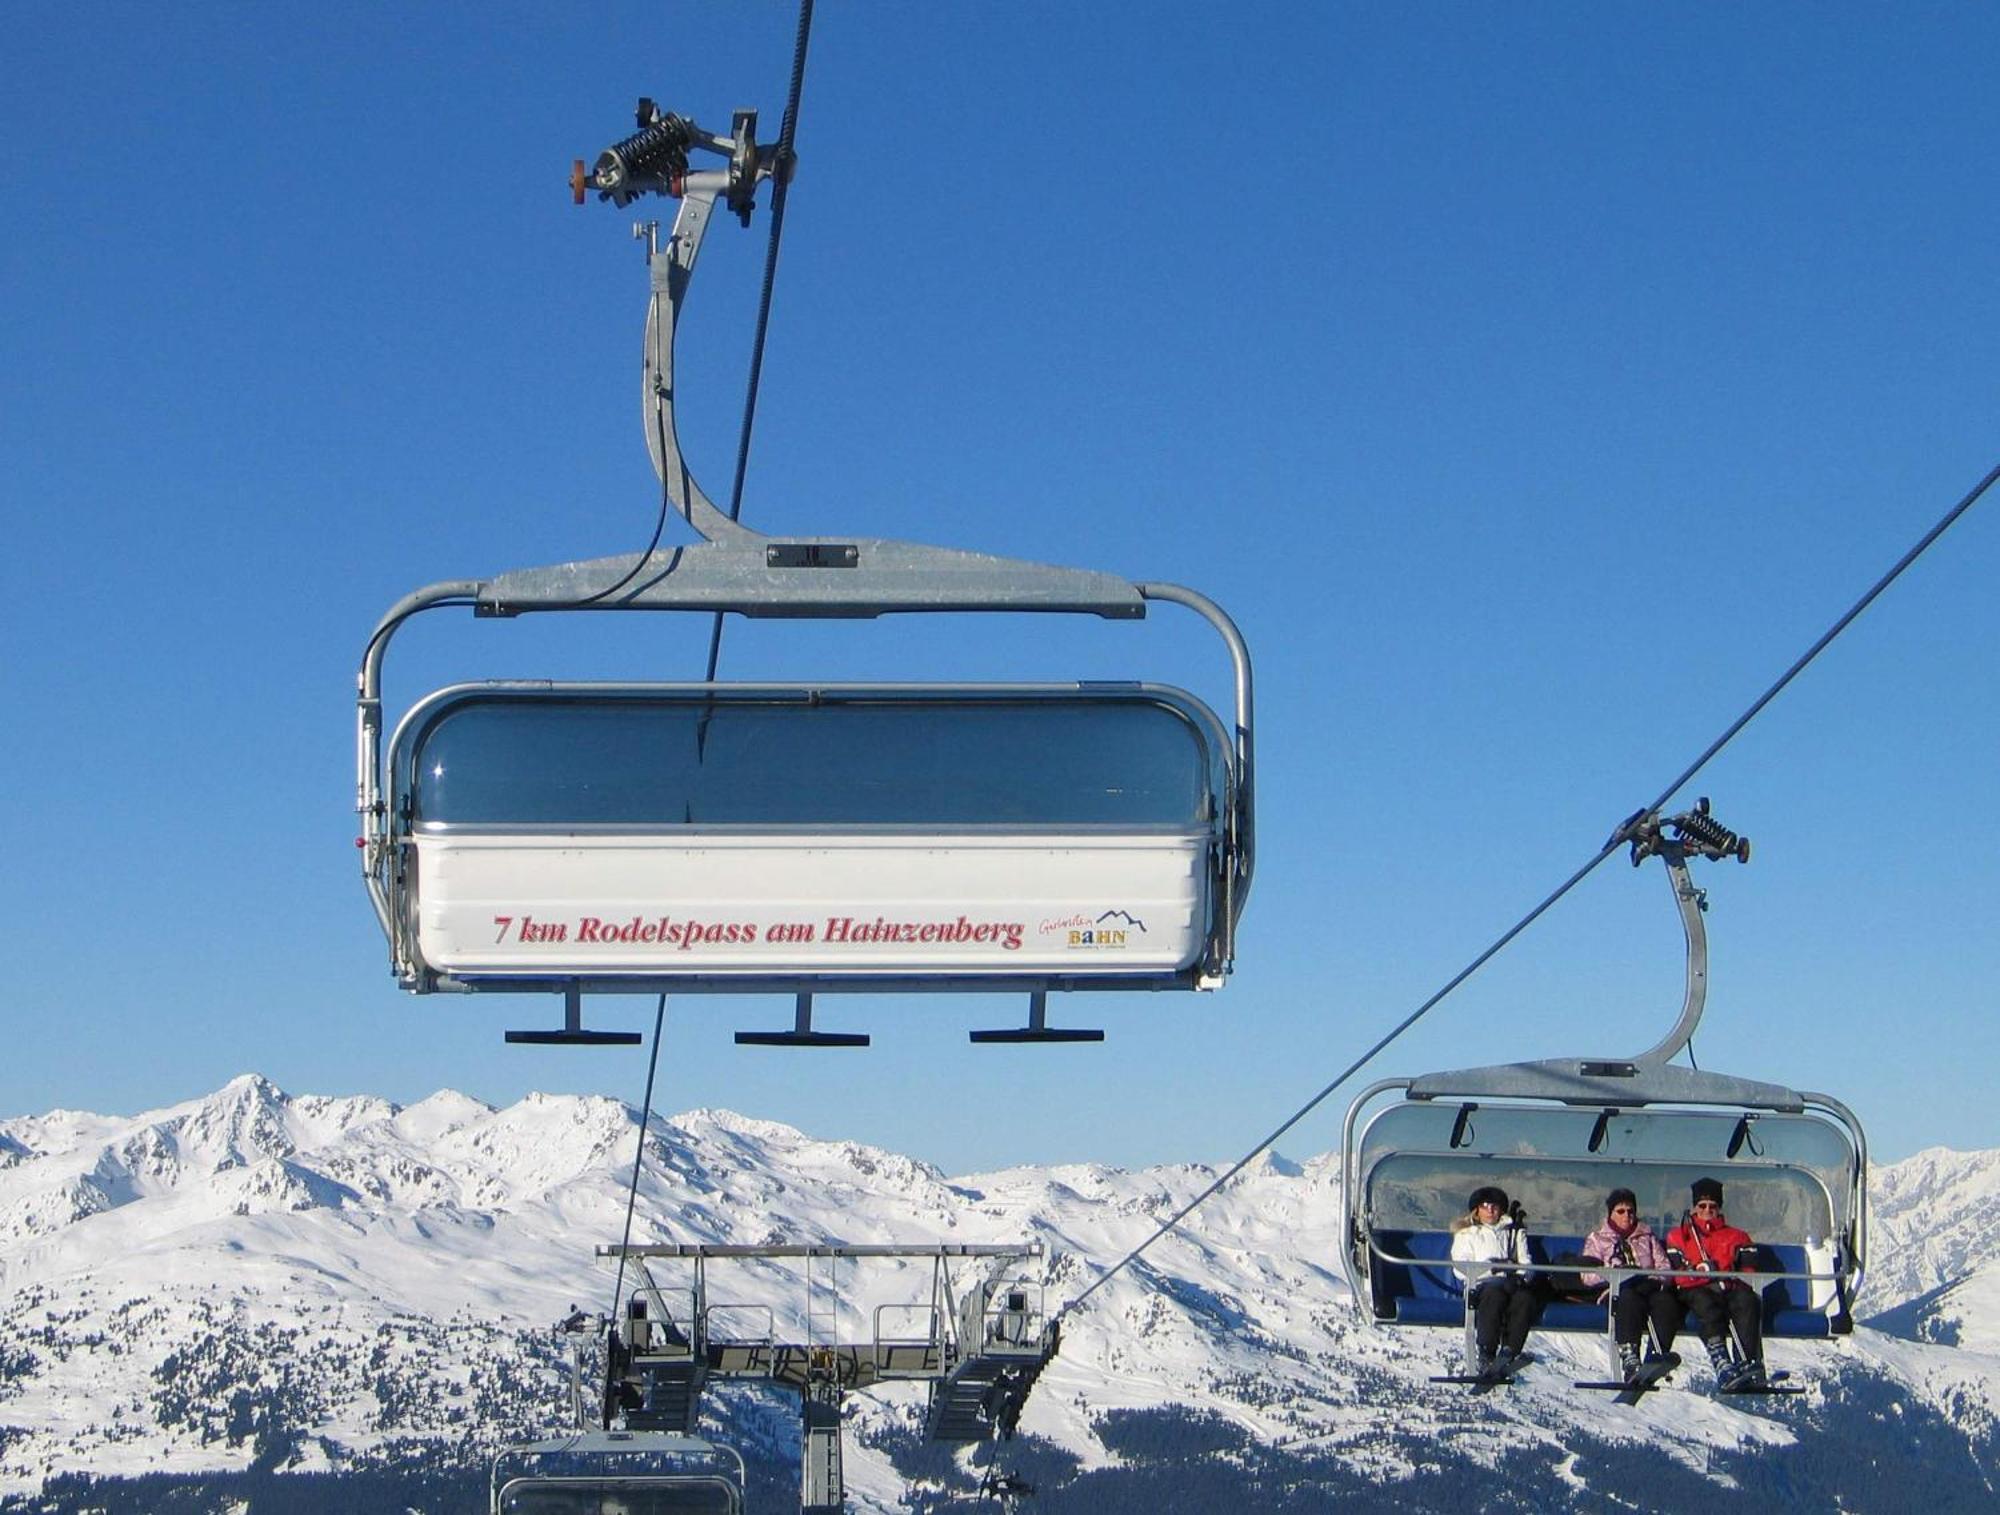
[1724,1358,1768,1393]
[1702,1336,1736,1387]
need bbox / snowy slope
[1866,1146,2000,1307]
[1859,1144,2000,1359]
[1,1079,1996,1509]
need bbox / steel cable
[705,0,816,682]
[1058,456,2000,1320]
[603,0,818,1401]
[604,992,670,1419]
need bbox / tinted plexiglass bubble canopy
[384,684,1241,991]
[403,687,1223,830]
[1354,1103,1854,1243]
[491,1433,743,1515]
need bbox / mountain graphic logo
[1063,909,1146,951]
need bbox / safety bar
[1384,1249,1854,1293]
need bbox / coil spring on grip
[595,107,696,195]
[1670,800,1749,862]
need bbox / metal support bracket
[1404,799,1800,1107]
[1626,798,1748,1067]
[505,986,643,1046]
[735,993,870,1048]
[969,991,1105,1044]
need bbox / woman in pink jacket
[1580,1187,1681,1381]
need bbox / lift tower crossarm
[597,1239,1059,1512]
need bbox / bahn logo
[1042,908,1148,950]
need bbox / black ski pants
[1610,1277,1682,1352]
[1680,1282,1762,1359]
[1471,1277,1539,1354]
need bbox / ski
[1576,1351,1681,1405]
[1432,1351,1534,1393]
[1719,1366,1803,1397]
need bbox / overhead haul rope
[604,0,818,1348]
[704,0,816,683]
[568,2,815,620]
[1057,457,2000,1323]
[606,995,670,1345]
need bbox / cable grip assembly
[574,99,784,225]
[1613,796,1750,867]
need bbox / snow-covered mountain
[1,1076,1996,1511]
[1860,1144,2000,1355]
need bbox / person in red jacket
[1666,1176,1764,1390]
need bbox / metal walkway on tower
[598,1242,1060,1510]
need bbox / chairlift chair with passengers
[1339,802,1867,1387]
[357,99,1254,1046]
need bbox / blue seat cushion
[1369,1231,1835,1337]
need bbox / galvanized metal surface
[1403,1059,1812,1112]
[474,537,1148,617]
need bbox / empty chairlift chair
[386,683,1238,994]
[357,97,1253,1038]
[489,1432,745,1514]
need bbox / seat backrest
[1366,1229,1839,1337]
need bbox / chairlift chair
[490,1431,745,1514]
[1338,804,1867,1384]
[357,100,1253,1044]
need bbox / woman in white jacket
[1450,1184,1539,1372]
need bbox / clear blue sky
[4,4,1995,1174]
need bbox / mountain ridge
[1,1077,1995,1510]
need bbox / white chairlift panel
[415,830,1204,976]
[491,1431,743,1514]
[389,684,1233,987]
